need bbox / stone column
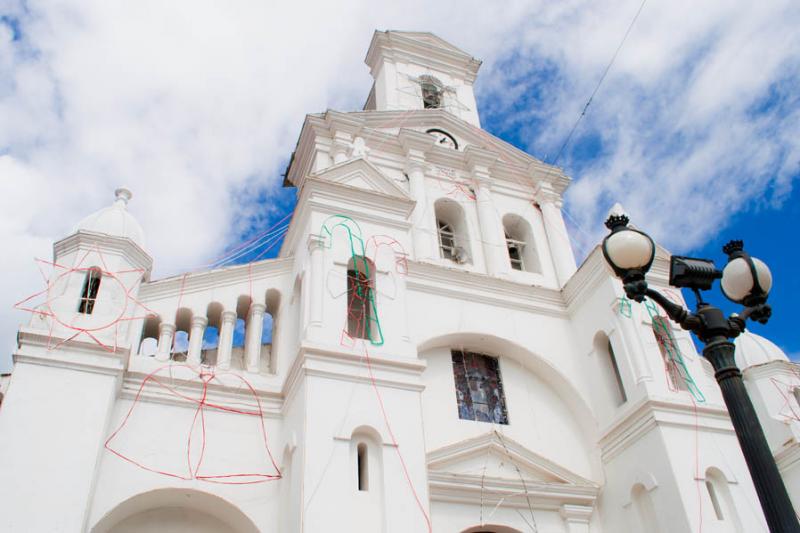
[536,182,577,286]
[155,322,176,362]
[187,315,208,366]
[560,504,593,533]
[244,303,266,373]
[215,310,237,370]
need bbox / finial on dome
[114,187,133,207]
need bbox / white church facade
[2,30,800,533]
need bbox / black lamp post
[601,213,799,533]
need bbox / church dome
[734,331,788,369]
[73,187,145,248]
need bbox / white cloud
[0,0,798,368]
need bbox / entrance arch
[91,488,258,533]
[461,526,524,533]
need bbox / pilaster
[535,181,577,286]
[465,146,505,277]
[399,129,436,261]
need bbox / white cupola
[734,331,790,369]
[73,187,145,248]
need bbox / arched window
[172,308,192,362]
[705,467,742,528]
[652,316,687,391]
[78,267,102,314]
[347,256,376,340]
[435,199,470,264]
[357,442,369,491]
[631,484,660,532]
[706,480,723,520]
[595,332,626,405]
[419,75,443,109]
[502,214,540,273]
[201,302,223,366]
[138,314,160,357]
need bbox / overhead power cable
[551,0,649,166]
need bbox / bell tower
[0,188,152,531]
[363,31,483,127]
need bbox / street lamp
[602,213,798,533]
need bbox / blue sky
[1,1,798,370]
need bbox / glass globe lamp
[602,214,656,279]
[721,240,772,305]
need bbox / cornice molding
[286,110,570,198]
[309,156,412,201]
[743,360,800,381]
[774,441,800,473]
[428,471,599,511]
[15,328,128,377]
[139,257,294,301]
[281,341,427,409]
[55,231,153,275]
[407,260,566,317]
[303,178,415,223]
[428,431,597,487]
[598,397,733,463]
[364,31,481,82]
[119,370,284,418]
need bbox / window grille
[421,81,442,109]
[438,220,457,260]
[451,350,508,424]
[347,257,375,340]
[78,268,102,314]
[505,232,525,271]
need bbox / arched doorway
[461,526,523,533]
[92,488,259,533]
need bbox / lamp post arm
[643,287,702,332]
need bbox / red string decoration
[13,245,155,353]
[105,364,281,484]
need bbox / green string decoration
[644,298,705,403]
[618,296,632,318]
[319,215,384,346]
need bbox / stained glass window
[652,316,688,391]
[451,350,508,424]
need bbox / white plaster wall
[301,370,429,533]
[0,362,118,532]
[88,395,282,531]
[421,345,593,480]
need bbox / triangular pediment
[367,112,542,168]
[428,431,595,487]
[386,31,473,58]
[310,157,412,201]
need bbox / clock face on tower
[426,128,459,150]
